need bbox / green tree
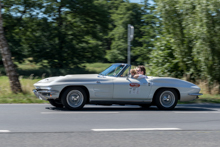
[106,0,157,65]
[1,0,109,68]
[153,0,220,93]
[148,35,183,77]
[0,1,22,93]
[25,0,109,68]
[1,0,43,64]
[134,0,157,64]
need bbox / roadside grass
[0,76,46,103]
[187,81,220,104]
[0,62,220,104]
[178,94,220,104]
[194,94,220,103]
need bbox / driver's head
[136,66,146,75]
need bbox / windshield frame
[99,63,129,77]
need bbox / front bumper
[33,89,60,101]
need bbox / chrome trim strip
[188,93,203,96]
[37,90,59,94]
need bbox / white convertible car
[33,63,202,110]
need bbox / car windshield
[99,64,126,77]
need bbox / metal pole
[128,24,134,65]
[128,24,131,65]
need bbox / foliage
[134,0,157,64]
[1,0,44,64]
[148,36,183,78]
[1,0,220,94]
[106,0,157,65]
[151,0,220,92]
[1,0,157,67]
[1,0,110,68]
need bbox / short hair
[130,69,137,74]
[138,65,146,75]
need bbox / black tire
[154,89,178,110]
[48,99,63,108]
[61,87,87,110]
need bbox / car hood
[35,74,99,84]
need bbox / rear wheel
[61,87,87,110]
[48,99,63,108]
[154,89,178,110]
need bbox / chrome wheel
[61,87,87,110]
[155,89,178,110]
[66,90,84,108]
[159,91,175,108]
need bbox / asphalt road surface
[0,103,220,147]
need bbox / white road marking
[0,130,10,132]
[41,112,119,114]
[92,128,181,132]
[175,112,220,114]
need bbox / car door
[92,76,114,99]
[113,77,151,100]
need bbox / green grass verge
[0,76,47,103]
[0,93,46,103]
[195,94,220,103]
[178,94,220,104]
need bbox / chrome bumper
[188,93,203,96]
[33,89,59,101]
[188,93,203,99]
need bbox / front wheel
[154,89,178,110]
[61,87,87,110]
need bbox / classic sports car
[33,63,202,110]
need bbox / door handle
[97,81,101,83]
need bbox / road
[0,103,220,147]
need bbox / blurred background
[0,0,220,100]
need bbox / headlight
[46,87,52,90]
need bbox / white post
[127,24,134,65]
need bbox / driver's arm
[133,74,139,79]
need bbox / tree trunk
[0,2,22,93]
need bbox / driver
[134,65,148,79]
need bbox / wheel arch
[59,85,90,103]
[152,87,180,103]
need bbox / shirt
[137,74,148,79]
